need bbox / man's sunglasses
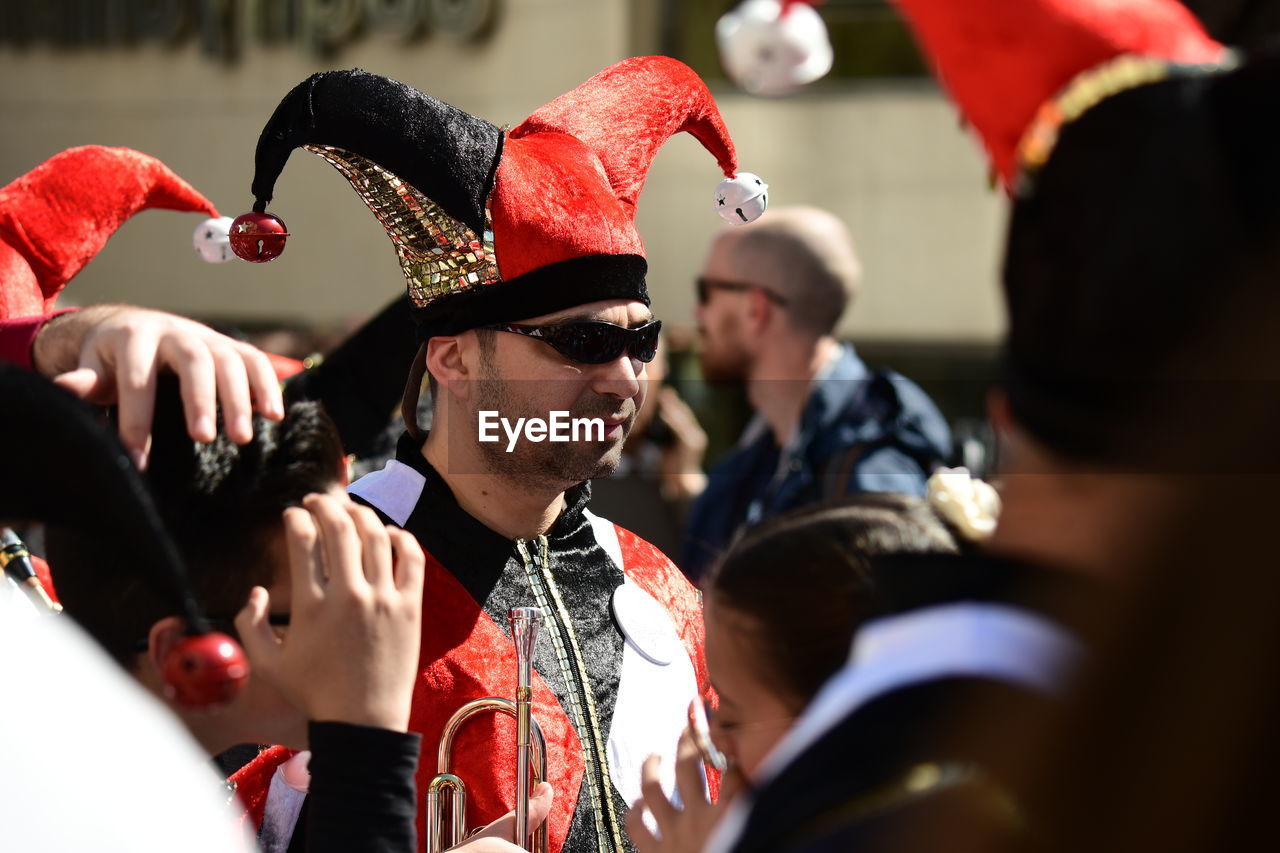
[696,276,789,307]
[484,319,662,365]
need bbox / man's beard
[698,334,751,383]
[472,376,635,487]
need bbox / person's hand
[235,493,425,732]
[444,782,555,852]
[655,387,708,503]
[625,726,746,853]
[31,305,284,468]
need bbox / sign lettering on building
[0,0,499,59]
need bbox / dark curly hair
[48,375,344,665]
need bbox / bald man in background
[680,206,951,580]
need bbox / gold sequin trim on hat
[304,144,501,308]
[1014,51,1239,197]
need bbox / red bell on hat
[162,630,250,709]
[229,210,289,262]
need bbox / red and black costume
[228,57,760,852]
[350,434,709,852]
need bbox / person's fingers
[304,493,364,592]
[466,805,516,844]
[108,327,161,468]
[465,783,552,847]
[156,333,218,444]
[674,726,709,810]
[527,782,554,831]
[639,754,678,829]
[51,367,104,401]
[388,527,425,596]
[210,341,254,444]
[283,506,325,605]
[347,503,393,588]
[236,341,284,421]
[658,388,707,446]
[234,586,282,669]
[624,800,662,851]
[76,346,118,405]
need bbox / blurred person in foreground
[681,206,951,582]
[28,372,550,852]
[0,378,249,853]
[0,366,423,852]
[631,0,1258,850]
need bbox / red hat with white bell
[0,145,232,319]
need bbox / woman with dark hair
[701,493,959,777]
[626,490,973,852]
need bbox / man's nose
[591,353,644,399]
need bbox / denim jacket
[680,346,951,582]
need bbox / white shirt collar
[705,602,1080,853]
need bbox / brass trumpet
[426,607,549,853]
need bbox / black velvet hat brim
[412,253,650,339]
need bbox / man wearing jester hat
[228,58,767,853]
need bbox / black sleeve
[304,721,421,853]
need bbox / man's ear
[745,288,773,332]
[144,616,188,682]
[426,335,473,402]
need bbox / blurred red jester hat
[0,145,235,320]
[894,0,1224,192]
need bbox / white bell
[714,172,769,225]
[716,0,834,97]
[192,216,235,264]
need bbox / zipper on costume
[536,536,622,853]
[515,536,624,852]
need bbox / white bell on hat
[192,216,235,264]
[714,172,769,225]
[716,0,834,97]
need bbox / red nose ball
[229,212,289,262]
[162,632,250,709]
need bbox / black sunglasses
[696,276,789,307]
[484,319,662,365]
